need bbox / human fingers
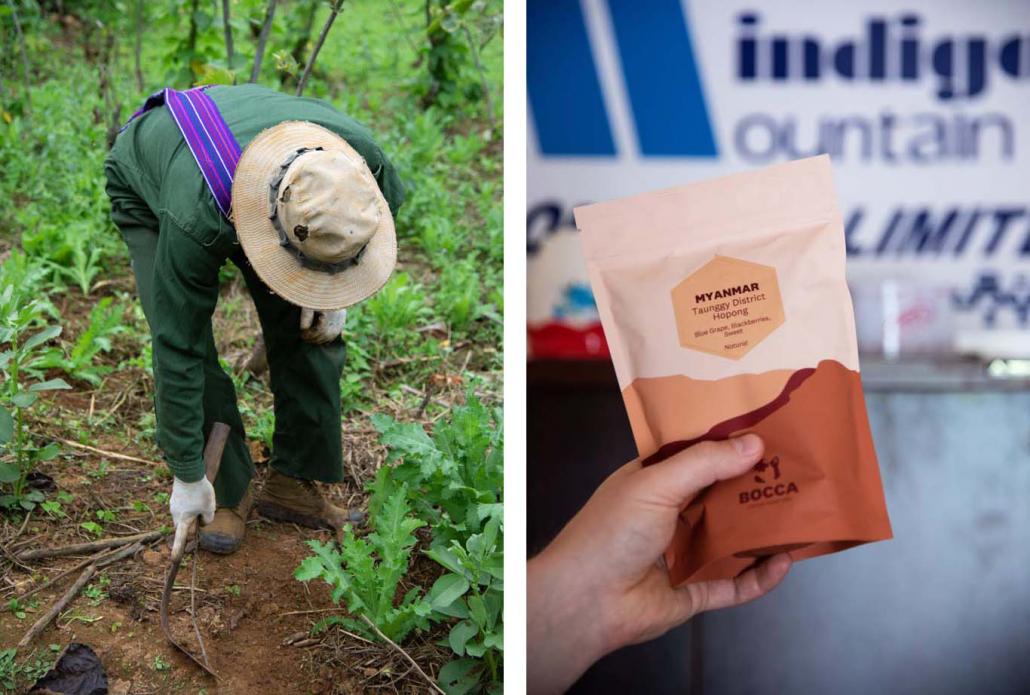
[299,307,315,330]
[686,552,792,615]
[171,519,192,558]
[634,435,765,506]
[199,479,215,524]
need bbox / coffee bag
[575,155,892,586]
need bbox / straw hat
[231,121,396,310]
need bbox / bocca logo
[739,455,799,504]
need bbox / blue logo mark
[528,0,718,158]
[553,282,599,320]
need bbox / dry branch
[134,0,144,90]
[16,530,162,562]
[296,0,345,96]
[250,0,278,83]
[54,437,162,467]
[17,540,144,602]
[236,334,268,376]
[359,615,444,694]
[18,563,96,648]
[222,0,234,70]
[463,25,496,130]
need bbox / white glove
[169,477,215,529]
[300,308,346,344]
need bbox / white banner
[528,0,1030,358]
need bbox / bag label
[672,255,785,359]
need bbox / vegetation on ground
[0,1,502,692]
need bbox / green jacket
[104,84,404,482]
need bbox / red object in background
[528,321,610,359]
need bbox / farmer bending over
[104,84,403,554]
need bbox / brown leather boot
[198,482,254,555]
[256,470,363,530]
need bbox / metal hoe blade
[160,422,230,679]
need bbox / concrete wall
[528,369,1030,694]
[701,391,1030,695]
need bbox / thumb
[171,520,191,559]
[299,307,314,330]
[637,435,764,505]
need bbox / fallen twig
[54,438,162,467]
[18,563,96,648]
[281,607,346,617]
[17,540,145,602]
[189,532,210,668]
[376,355,439,370]
[14,509,32,541]
[289,637,321,648]
[16,530,163,562]
[160,422,228,680]
[281,630,307,645]
[358,615,444,694]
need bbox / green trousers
[121,226,347,508]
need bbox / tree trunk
[186,0,199,78]
[295,0,344,97]
[423,0,476,101]
[222,0,234,70]
[289,0,318,67]
[463,25,495,129]
[6,0,31,115]
[250,0,277,83]
[134,0,144,91]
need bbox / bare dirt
[1,282,457,694]
[1,457,450,694]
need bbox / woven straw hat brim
[232,121,397,311]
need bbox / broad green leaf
[0,408,12,444]
[435,597,469,620]
[425,545,467,577]
[448,619,477,656]
[437,658,481,695]
[468,594,488,628]
[34,442,60,461]
[22,325,61,352]
[483,588,502,630]
[11,392,36,408]
[0,463,20,483]
[427,573,469,611]
[476,502,503,523]
[29,378,71,392]
[481,554,504,581]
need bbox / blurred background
[527,1,1030,693]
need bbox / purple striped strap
[122,86,242,219]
